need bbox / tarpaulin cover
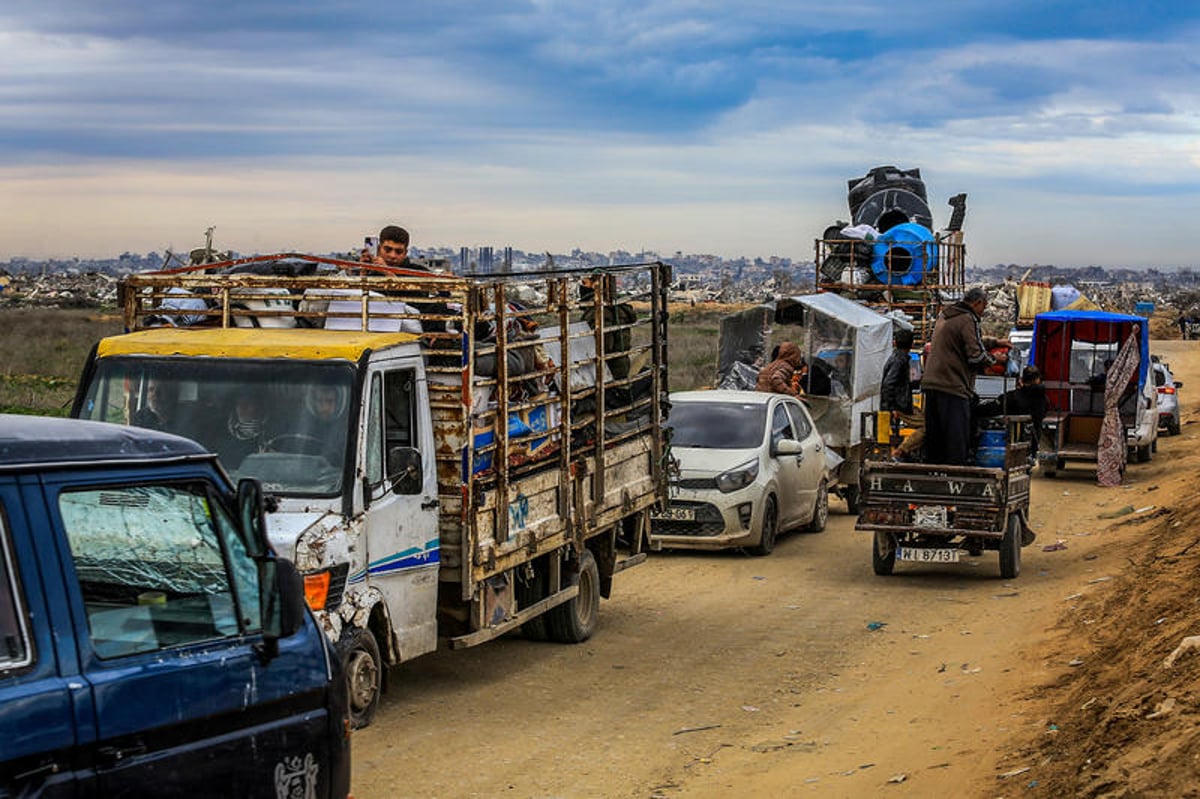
[716,305,772,390]
[777,292,892,449]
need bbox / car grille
[652,502,726,536]
[674,477,717,490]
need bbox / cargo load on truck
[72,253,671,728]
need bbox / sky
[1,1,1197,268]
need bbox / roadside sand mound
[999,429,1200,797]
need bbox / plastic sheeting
[776,292,892,450]
[716,305,772,390]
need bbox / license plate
[897,547,960,563]
[912,505,948,529]
[652,507,695,521]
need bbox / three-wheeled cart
[855,412,1035,578]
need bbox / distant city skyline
[1,2,1197,268]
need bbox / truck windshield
[77,359,355,497]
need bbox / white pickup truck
[73,254,671,727]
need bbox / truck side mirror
[387,446,423,495]
[237,478,269,559]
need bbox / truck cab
[0,414,350,798]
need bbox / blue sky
[1,1,1197,267]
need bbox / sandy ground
[350,340,1199,799]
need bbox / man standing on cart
[921,287,1009,465]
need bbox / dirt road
[351,341,1198,798]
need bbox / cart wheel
[999,514,1021,579]
[1137,443,1151,463]
[872,532,896,576]
[843,484,861,515]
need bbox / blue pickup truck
[0,415,350,798]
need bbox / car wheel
[546,550,600,643]
[338,627,382,730]
[1168,418,1181,436]
[872,532,896,576]
[748,495,778,556]
[805,479,828,532]
[999,513,1021,579]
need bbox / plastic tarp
[716,305,772,390]
[779,292,892,450]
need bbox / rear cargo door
[40,469,338,799]
[0,476,89,798]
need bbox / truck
[0,414,350,798]
[854,413,1036,579]
[72,253,671,728]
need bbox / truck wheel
[338,627,382,729]
[546,550,600,643]
[872,532,896,576]
[748,495,778,556]
[805,480,828,532]
[843,484,861,515]
[999,514,1022,579]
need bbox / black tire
[748,495,778,556]
[546,550,600,643]
[805,480,828,532]
[1137,443,1151,463]
[843,483,861,515]
[999,513,1022,579]
[872,532,896,576]
[1168,419,1181,436]
[338,627,382,729]
[517,565,548,641]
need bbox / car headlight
[715,459,759,493]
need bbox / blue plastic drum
[870,222,938,286]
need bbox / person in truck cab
[300,383,351,464]
[220,389,274,468]
[922,287,1010,465]
[131,379,179,432]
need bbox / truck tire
[805,480,828,532]
[546,550,600,643]
[338,627,382,729]
[843,484,861,515]
[748,495,778,556]
[999,514,1022,579]
[872,532,896,576]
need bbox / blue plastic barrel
[974,446,1006,468]
[870,223,937,286]
[978,428,1007,449]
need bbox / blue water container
[870,222,937,286]
[978,428,1007,449]
[974,446,1006,468]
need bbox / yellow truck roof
[96,327,419,361]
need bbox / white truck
[72,253,670,727]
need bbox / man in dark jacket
[880,327,924,459]
[921,288,1009,464]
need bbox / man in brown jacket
[922,287,1009,464]
[756,341,805,397]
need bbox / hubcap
[346,649,379,712]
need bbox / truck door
[42,472,339,799]
[360,364,440,661]
[0,478,87,799]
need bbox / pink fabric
[1096,326,1140,487]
